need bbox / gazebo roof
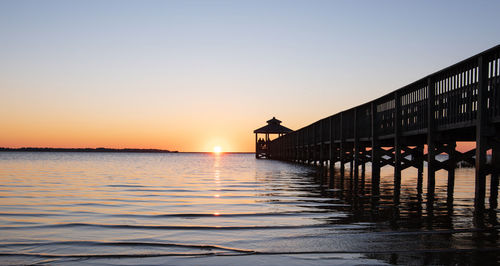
[254,117,293,134]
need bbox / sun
[213,146,222,153]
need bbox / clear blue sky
[1,0,499,151]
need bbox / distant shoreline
[0,147,254,154]
[0,147,178,153]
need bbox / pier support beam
[340,148,345,189]
[295,133,299,163]
[340,113,345,189]
[349,149,354,191]
[361,146,366,193]
[447,141,456,205]
[417,144,424,196]
[354,108,359,193]
[491,142,499,210]
[329,117,335,188]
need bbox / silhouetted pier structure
[265,45,500,212]
[254,117,292,159]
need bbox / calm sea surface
[0,152,498,265]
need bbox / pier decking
[266,45,500,212]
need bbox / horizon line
[0,147,254,154]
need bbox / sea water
[0,152,498,265]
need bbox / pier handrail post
[371,102,380,200]
[427,76,436,206]
[394,91,402,204]
[474,55,489,212]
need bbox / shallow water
[0,152,498,265]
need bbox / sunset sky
[1,0,500,152]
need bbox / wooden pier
[266,45,500,212]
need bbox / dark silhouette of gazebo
[254,117,292,159]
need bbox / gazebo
[254,117,292,159]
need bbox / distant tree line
[0,147,178,153]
